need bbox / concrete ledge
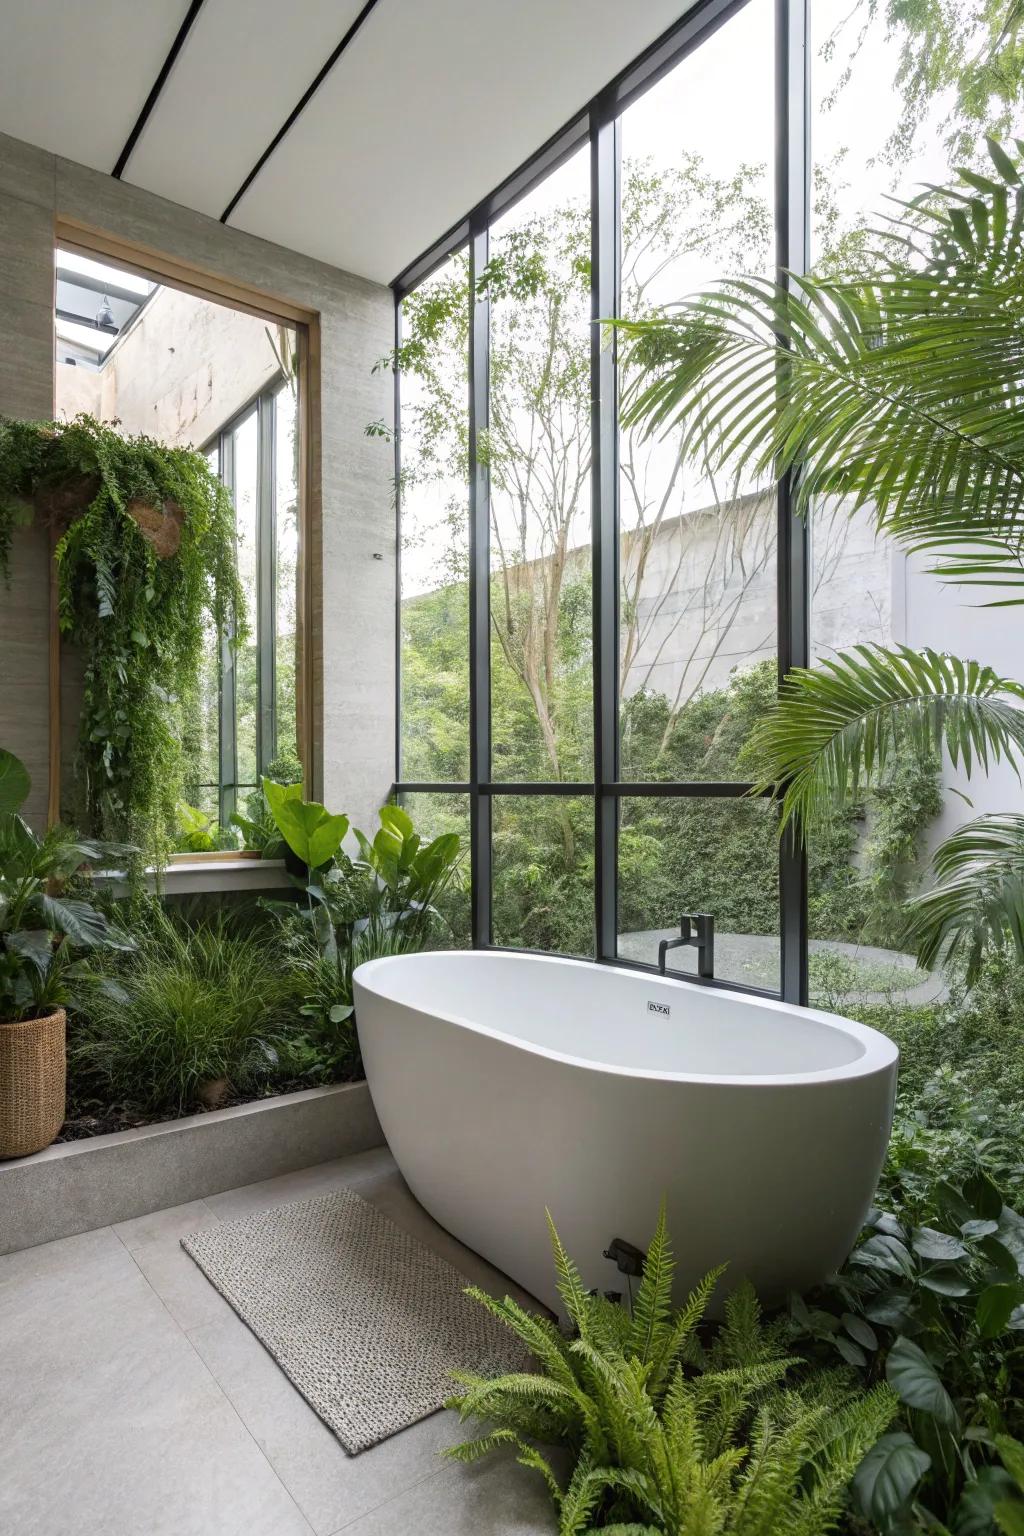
[0,1081,384,1255]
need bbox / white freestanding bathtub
[353,950,898,1314]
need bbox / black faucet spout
[658,913,715,980]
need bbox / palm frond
[614,140,1024,599]
[745,644,1024,832]
[903,812,1024,979]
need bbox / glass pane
[617,0,776,782]
[805,0,962,1009]
[274,382,300,768]
[616,796,780,992]
[397,792,472,947]
[232,410,259,792]
[492,796,593,954]
[486,146,593,782]
[399,253,471,781]
[183,444,222,810]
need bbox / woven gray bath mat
[181,1188,527,1453]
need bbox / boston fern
[0,414,244,854]
[446,1208,895,1535]
[614,140,1024,981]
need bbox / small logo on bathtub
[647,1000,670,1016]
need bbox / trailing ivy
[0,414,244,854]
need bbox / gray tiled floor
[0,1147,557,1536]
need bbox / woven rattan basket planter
[0,1008,66,1159]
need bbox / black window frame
[392,0,810,1006]
[201,374,294,826]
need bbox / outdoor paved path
[617,928,946,1006]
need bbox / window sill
[98,858,293,897]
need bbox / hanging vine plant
[0,414,245,853]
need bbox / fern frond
[648,1264,726,1400]
[627,1200,674,1365]
[461,1285,576,1387]
[547,1209,591,1333]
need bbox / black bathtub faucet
[658,913,715,980]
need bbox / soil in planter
[57,1069,364,1143]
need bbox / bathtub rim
[353,949,899,1088]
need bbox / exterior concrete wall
[56,285,281,449]
[620,495,892,708]
[0,129,395,836]
[897,554,1023,858]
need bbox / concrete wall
[57,285,282,449]
[896,553,1023,857]
[0,129,395,834]
[620,495,891,708]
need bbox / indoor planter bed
[0,1079,384,1255]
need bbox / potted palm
[0,748,133,1157]
[614,139,1024,980]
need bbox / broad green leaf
[263,778,348,868]
[982,1234,1022,1282]
[912,1227,968,1262]
[853,1431,931,1522]
[842,1312,879,1351]
[918,1266,972,1297]
[978,1283,1024,1340]
[38,895,112,948]
[379,804,414,842]
[835,1335,867,1368]
[328,1004,354,1024]
[7,928,52,972]
[851,1234,917,1278]
[885,1337,959,1428]
[966,1169,1006,1221]
[962,1218,1000,1239]
[995,1502,1024,1536]
[0,748,30,814]
[865,1291,916,1328]
[955,1467,1017,1536]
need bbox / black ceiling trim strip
[219,0,383,225]
[112,0,207,180]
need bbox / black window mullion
[592,97,620,964]
[256,391,277,778]
[218,428,238,826]
[468,222,492,948]
[393,296,403,783]
[776,0,811,1005]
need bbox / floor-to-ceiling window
[614,0,781,991]
[202,377,301,828]
[394,0,807,996]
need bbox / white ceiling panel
[0,0,186,173]
[123,0,368,218]
[228,0,694,282]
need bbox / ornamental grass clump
[447,1207,896,1535]
[71,908,299,1113]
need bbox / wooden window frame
[50,218,321,863]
